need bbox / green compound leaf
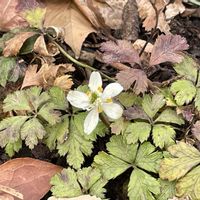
[128,168,160,200]
[45,117,69,151]
[155,108,184,125]
[195,88,200,111]
[0,116,29,147]
[159,142,200,181]
[142,94,165,118]
[21,118,46,149]
[152,124,176,149]
[118,92,142,107]
[106,135,138,163]
[156,179,176,200]
[0,56,16,87]
[50,168,82,198]
[173,56,198,82]
[170,80,196,106]
[125,122,151,144]
[5,139,22,157]
[176,165,200,200]
[135,142,163,173]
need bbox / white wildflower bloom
[67,71,123,134]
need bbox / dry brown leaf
[22,63,74,90]
[0,0,28,31]
[48,195,101,200]
[0,158,62,200]
[100,40,140,65]
[44,0,96,57]
[116,68,148,94]
[0,185,23,200]
[133,39,153,53]
[136,0,170,33]
[165,0,185,20]
[3,32,37,57]
[0,193,14,200]
[150,34,189,66]
[192,121,200,141]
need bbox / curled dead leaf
[0,158,62,200]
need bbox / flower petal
[89,71,102,92]
[67,91,90,109]
[84,107,99,134]
[102,102,123,120]
[102,83,123,100]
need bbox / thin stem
[49,37,115,82]
[100,113,110,128]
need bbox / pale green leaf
[0,116,29,147]
[125,122,151,144]
[50,168,82,198]
[49,87,68,110]
[0,57,16,87]
[45,117,69,151]
[110,117,128,135]
[161,88,177,107]
[93,152,131,180]
[173,56,198,82]
[152,124,176,149]
[38,103,61,125]
[155,109,184,125]
[128,168,160,200]
[176,165,200,200]
[195,88,200,111]
[159,142,200,181]
[106,135,138,163]
[5,139,22,157]
[118,92,142,107]
[142,94,165,118]
[170,80,196,106]
[21,118,46,149]
[156,179,176,200]
[135,142,163,173]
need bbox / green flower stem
[51,39,115,82]
[99,113,110,129]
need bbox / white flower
[67,71,123,134]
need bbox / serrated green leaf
[49,87,68,110]
[0,116,29,147]
[5,139,22,157]
[38,103,61,125]
[142,94,165,118]
[176,165,200,199]
[156,179,176,200]
[128,168,160,200]
[118,92,142,107]
[93,152,131,180]
[161,88,177,107]
[159,142,200,181]
[77,167,101,191]
[50,168,82,198]
[135,142,163,173]
[57,114,94,169]
[45,117,69,151]
[21,118,46,149]
[125,122,151,144]
[155,108,184,125]
[195,88,200,111]
[152,124,176,149]
[173,56,198,82]
[0,57,16,87]
[170,80,196,106]
[106,135,138,163]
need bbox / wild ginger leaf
[142,94,165,118]
[155,108,184,125]
[176,165,200,199]
[159,142,200,181]
[128,168,160,200]
[45,117,69,151]
[5,139,22,157]
[135,142,163,173]
[50,168,82,198]
[170,80,196,106]
[173,56,198,82]
[106,135,138,163]
[21,118,46,149]
[93,152,131,180]
[125,122,151,144]
[0,116,29,147]
[152,124,176,149]
[0,56,16,87]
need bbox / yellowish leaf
[48,195,101,200]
